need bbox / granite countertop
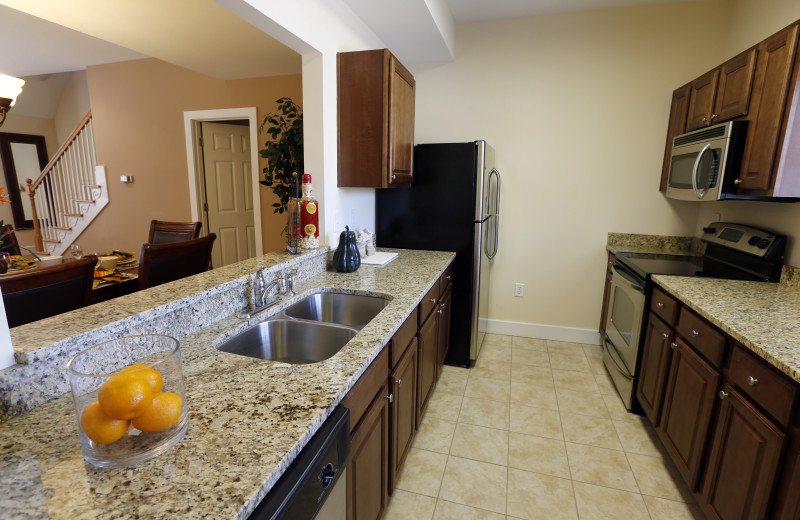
[605,232,703,256]
[653,275,800,384]
[0,249,454,519]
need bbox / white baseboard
[481,318,602,345]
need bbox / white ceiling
[0,0,702,102]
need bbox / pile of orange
[80,364,183,445]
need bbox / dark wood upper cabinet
[337,48,415,188]
[714,49,758,122]
[659,85,691,192]
[737,23,799,192]
[687,69,721,131]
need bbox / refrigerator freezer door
[473,141,495,223]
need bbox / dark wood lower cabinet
[637,313,674,427]
[389,338,417,491]
[658,338,721,490]
[347,384,390,520]
[701,385,786,520]
[416,310,437,425]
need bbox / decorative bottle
[286,182,301,254]
[300,173,319,249]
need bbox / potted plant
[259,97,303,214]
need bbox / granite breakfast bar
[0,248,454,519]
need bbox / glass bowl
[67,334,189,468]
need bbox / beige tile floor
[384,334,705,520]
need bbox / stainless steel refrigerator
[376,141,500,367]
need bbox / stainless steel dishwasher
[248,406,350,520]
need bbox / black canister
[333,226,361,273]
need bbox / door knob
[734,179,741,185]
[719,390,729,400]
[747,376,759,386]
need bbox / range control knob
[757,239,770,249]
[702,227,717,234]
[747,236,760,246]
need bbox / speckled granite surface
[653,275,800,384]
[0,248,454,520]
[606,232,704,255]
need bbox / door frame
[183,107,263,256]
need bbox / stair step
[43,239,61,244]
[63,213,83,217]
[52,226,72,231]
[74,199,96,204]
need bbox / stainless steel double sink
[217,293,390,364]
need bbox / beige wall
[411,0,735,336]
[54,70,91,145]
[696,0,800,262]
[80,58,301,256]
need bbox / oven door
[604,263,646,374]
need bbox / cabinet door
[636,313,674,427]
[388,56,415,187]
[714,48,757,123]
[389,338,418,491]
[660,85,691,191]
[436,285,452,376]
[738,24,799,192]
[701,385,786,520]
[658,338,721,489]
[687,69,721,131]
[416,311,438,425]
[347,384,390,520]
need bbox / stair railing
[24,111,98,254]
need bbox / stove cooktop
[616,253,705,280]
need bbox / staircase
[25,111,108,256]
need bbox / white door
[201,122,256,268]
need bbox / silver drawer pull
[446,275,452,280]
[430,298,437,304]
[719,390,729,400]
[747,376,759,387]
[670,342,677,350]
[397,379,403,386]
[656,302,664,309]
[386,393,393,403]
[691,330,700,338]
[662,332,669,339]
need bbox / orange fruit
[132,392,183,432]
[98,372,153,420]
[119,364,164,393]
[80,400,130,444]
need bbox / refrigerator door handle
[486,169,500,259]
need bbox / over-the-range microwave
[665,120,748,201]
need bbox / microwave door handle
[691,143,711,199]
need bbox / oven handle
[604,339,633,380]
[691,143,711,199]
[612,264,645,293]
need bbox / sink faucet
[253,267,286,308]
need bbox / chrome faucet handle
[254,267,267,306]
[283,268,297,297]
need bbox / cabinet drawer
[439,264,453,296]
[418,284,439,323]
[341,347,390,432]
[676,308,727,368]
[728,344,798,427]
[651,287,679,326]
[390,311,418,369]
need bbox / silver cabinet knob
[719,390,729,400]
[391,174,396,182]
[386,393,393,403]
[656,302,664,309]
[711,113,718,119]
[734,179,741,185]
[662,332,669,339]
[670,342,678,350]
[747,376,759,386]
[691,330,700,338]
[430,298,437,304]
[446,275,452,280]
[437,309,443,315]
[396,379,402,386]
[702,116,708,122]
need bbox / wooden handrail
[29,110,92,191]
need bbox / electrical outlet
[514,283,524,297]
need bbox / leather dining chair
[0,224,22,256]
[148,220,202,245]
[0,255,98,327]
[137,234,216,290]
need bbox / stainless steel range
[603,222,786,411]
